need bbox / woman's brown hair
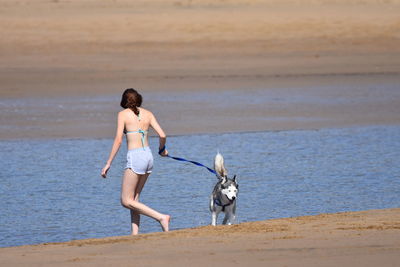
[120,88,142,115]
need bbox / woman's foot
[159,215,170,232]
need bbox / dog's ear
[233,175,238,188]
[232,175,237,182]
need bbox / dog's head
[220,175,239,201]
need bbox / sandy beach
[0,208,399,266]
[0,0,399,139]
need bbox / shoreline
[1,208,399,266]
[2,207,398,248]
[1,123,400,142]
[1,72,400,140]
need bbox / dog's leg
[223,206,235,225]
[229,203,237,225]
[210,197,218,226]
[224,214,235,225]
[211,211,217,226]
[228,213,236,225]
[222,213,229,225]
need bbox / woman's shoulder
[118,108,131,116]
[118,108,154,120]
[138,107,154,117]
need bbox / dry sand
[1,0,400,138]
[1,208,399,266]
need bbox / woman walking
[101,88,170,235]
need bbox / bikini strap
[138,129,146,149]
[125,110,146,149]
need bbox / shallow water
[1,126,400,247]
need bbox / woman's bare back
[122,107,152,150]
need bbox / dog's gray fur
[210,153,239,226]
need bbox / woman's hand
[158,146,168,157]
[101,163,111,178]
[160,148,169,157]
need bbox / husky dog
[210,153,239,226]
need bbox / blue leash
[159,146,216,175]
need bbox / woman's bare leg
[130,210,140,235]
[130,172,150,235]
[121,169,170,233]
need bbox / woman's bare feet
[159,215,170,232]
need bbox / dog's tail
[214,153,228,178]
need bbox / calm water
[1,126,400,247]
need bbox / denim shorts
[125,147,154,175]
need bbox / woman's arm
[150,112,168,156]
[101,111,125,178]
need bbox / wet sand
[1,208,399,266]
[1,0,400,139]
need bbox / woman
[101,88,170,235]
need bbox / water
[1,126,400,247]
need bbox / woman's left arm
[101,112,125,178]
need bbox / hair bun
[120,88,142,115]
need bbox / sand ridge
[1,208,399,266]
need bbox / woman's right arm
[101,111,125,178]
[150,112,168,156]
